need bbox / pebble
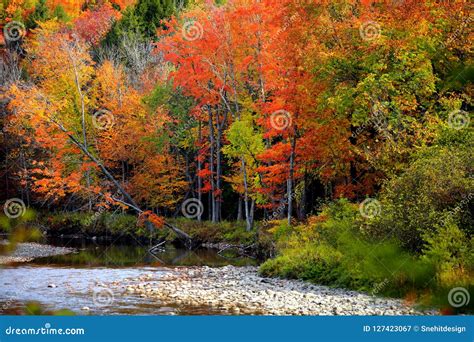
[110,266,437,316]
[0,241,75,264]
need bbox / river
[0,238,257,315]
[0,238,429,316]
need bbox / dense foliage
[0,0,472,312]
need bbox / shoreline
[0,241,76,264]
[0,242,439,315]
[120,266,437,316]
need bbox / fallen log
[112,196,193,247]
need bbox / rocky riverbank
[119,266,435,315]
[0,241,75,264]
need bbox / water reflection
[0,239,257,315]
[30,237,257,268]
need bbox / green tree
[102,0,175,46]
[102,6,145,47]
[135,0,174,38]
[368,142,473,252]
[51,5,69,22]
[223,112,265,230]
[26,0,49,29]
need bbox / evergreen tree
[26,0,49,29]
[102,0,177,47]
[52,5,69,22]
[102,6,145,47]
[135,0,174,38]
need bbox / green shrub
[260,199,436,297]
[260,243,343,283]
[368,145,473,252]
[37,212,155,239]
[422,216,473,286]
[167,218,255,245]
[271,221,294,242]
[37,213,260,245]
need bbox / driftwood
[111,196,193,248]
[145,249,166,264]
[148,240,166,253]
[51,118,194,248]
[217,243,256,259]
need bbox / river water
[0,238,257,315]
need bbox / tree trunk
[208,106,217,222]
[241,158,252,231]
[250,198,255,228]
[298,173,307,220]
[287,132,297,226]
[65,42,92,212]
[197,121,202,222]
[215,109,223,222]
[237,196,243,221]
[52,119,193,247]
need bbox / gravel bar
[120,265,436,315]
[0,242,75,264]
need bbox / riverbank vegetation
[261,131,473,313]
[0,0,472,313]
[35,212,259,247]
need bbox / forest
[0,0,472,314]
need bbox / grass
[259,225,436,298]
